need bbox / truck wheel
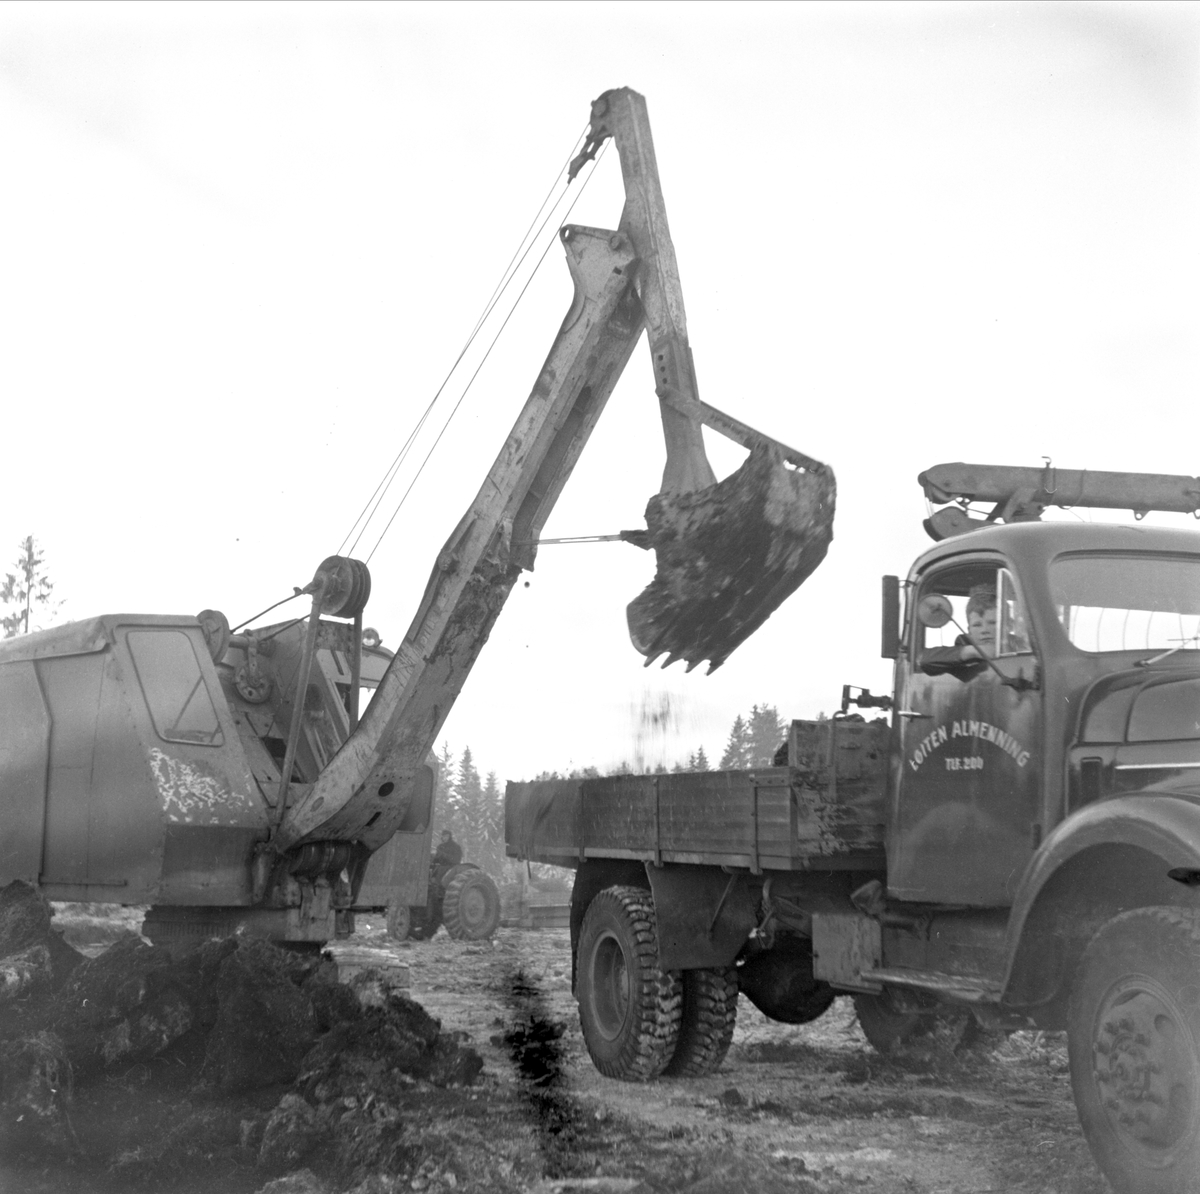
[1067,906,1200,1194]
[387,904,411,941]
[443,870,501,941]
[663,966,738,1078]
[853,989,935,1053]
[576,886,682,1081]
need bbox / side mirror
[881,575,900,659]
[917,593,954,629]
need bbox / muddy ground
[4,912,1112,1194]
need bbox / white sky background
[1,1,1197,780]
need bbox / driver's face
[968,607,997,655]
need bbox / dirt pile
[0,885,483,1192]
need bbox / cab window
[128,630,224,746]
[1051,553,1200,654]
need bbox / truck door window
[128,630,224,746]
[1051,554,1200,654]
[919,563,1032,659]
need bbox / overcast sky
[1,1,1197,780]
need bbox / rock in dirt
[254,1167,332,1194]
[49,933,193,1073]
[307,973,363,1030]
[343,1176,407,1194]
[0,882,81,1001]
[0,881,54,954]
[201,939,318,1093]
[299,989,479,1099]
[259,1092,324,1173]
[0,1030,75,1152]
[0,944,53,1004]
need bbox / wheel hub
[1093,981,1200,1163]
[460,887,486,925]
[589,931,630,1042]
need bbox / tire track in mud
[501,966,596,1179]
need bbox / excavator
[0,89,835,948]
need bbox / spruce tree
[695,745,710,771]
[433,741,456,839]
[481,770,504,875]
[719,715,751,769]
[747,704,785,767]
[456,746,484,862]
[1,536,58,638]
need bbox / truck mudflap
[1002,792,1200,1007]
[642,865,761,971]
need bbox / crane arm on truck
[273,88,835,855]
[920,461,1200,539]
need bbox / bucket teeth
[626,442,835,671]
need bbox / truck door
[889,557,1042,905]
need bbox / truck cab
[896,521,1200,850]
[506,515,1200,1194]
[881,521,1200,1004]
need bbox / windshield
[1050,553,1200,654]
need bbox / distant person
[920,584,996,676]
[432,829,463,870]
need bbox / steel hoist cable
[338,126,594,559]
[236,132,602,634]
[362,140,611,564]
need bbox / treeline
[432,703,817,874]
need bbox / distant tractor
[402,859,502,942]
[351,651,503,944]
[358,832,502,942]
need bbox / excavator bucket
[627,427,835,674]
[568,88,836,672]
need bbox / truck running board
[860,967,1002,1005]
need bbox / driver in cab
[920,584,996,676]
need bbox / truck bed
[505,718,888,873]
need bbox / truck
[506,463,1200,1194]
[0,88,831,953]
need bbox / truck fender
[1002,793,1200,1014]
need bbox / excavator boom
[277,89,835,854]
[276,225,643,851]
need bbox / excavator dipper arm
[577,88,836,673]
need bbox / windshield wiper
[1136,636,1200,668]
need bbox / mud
[1,908,1113,1194]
